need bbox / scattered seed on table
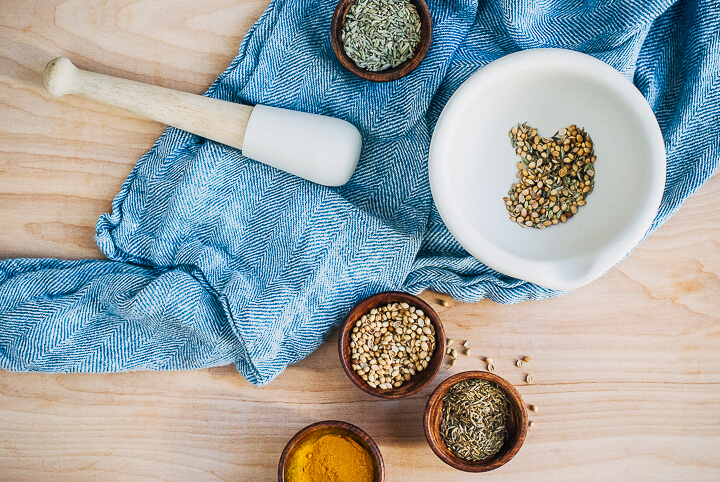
[462,341,471,348]
[464,348,472,356]
[526,374,534,384]
[521,356,531,363]
[439,299,449,307]
[484,357,493,364]
[446,338,454,346]
[528,420,535,428]
[516,359,523,368]
[487,363,495,372]
[448,358,456,368]
[529,404,538,412]
[448,348,457,358]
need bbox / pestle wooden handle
[44,57,254,149]
[42,57,362,186]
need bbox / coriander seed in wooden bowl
[330,0,432,82]
[424,371,529,472]
[338,291,446,399]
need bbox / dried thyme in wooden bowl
[424,371,529,472]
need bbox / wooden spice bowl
[278,420,384,481]
[423,371,529,472]
[338,291,446,399]
[330,0,433,82]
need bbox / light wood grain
[1,1,719,481]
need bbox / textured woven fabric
[1,0,718,385]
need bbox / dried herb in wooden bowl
[440,379,510,461]
[341,0,421,72]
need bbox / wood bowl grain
[278,420,385,481]
[338,291,446,399]
[423,371,529,472]
[330,0,432,82]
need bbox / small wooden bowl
[278,420,384,481]
[424,371,529,472]
[330,0,433,82]
[338,291,446,399]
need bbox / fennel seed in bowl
[341,0,421,72]
[440,379,509,461]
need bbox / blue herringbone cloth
[1,0,718,385]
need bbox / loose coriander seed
[529,404,538,412]
[521,356,531,363]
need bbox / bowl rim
[330,0,433,82]
[423,370,529,472]
[338,291,446,399]
[278,420,385,481]
[428,47,667,291]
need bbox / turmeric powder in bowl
[279,421,383,482]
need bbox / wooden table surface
[1,1,719,480]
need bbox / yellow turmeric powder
[284,428,375,482]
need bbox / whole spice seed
[528,420,535,428]
[462,341,472,349]
[440,379,510,461]
[487,363,495,372]
[516,359,523,368]
[341,0,421,72]
[505,123,596,229]
[448,358,456,368]
[526,374,534,384]
[439,299,449,307]
[529,404,538,412]
[446,338,454,346]
[464,348,472,356]
[350,302,436,390]
[484,357,493,364]
[521,356,531,363]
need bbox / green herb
[341,0,421,72]
[440,379,510,461]
[504,123,596,229]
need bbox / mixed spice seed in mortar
[350,302,436,389]
[505,123,597,228]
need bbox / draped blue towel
[1,0,718,385]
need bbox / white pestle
[43,57,361,186]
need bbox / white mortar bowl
[429,48,666,291]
